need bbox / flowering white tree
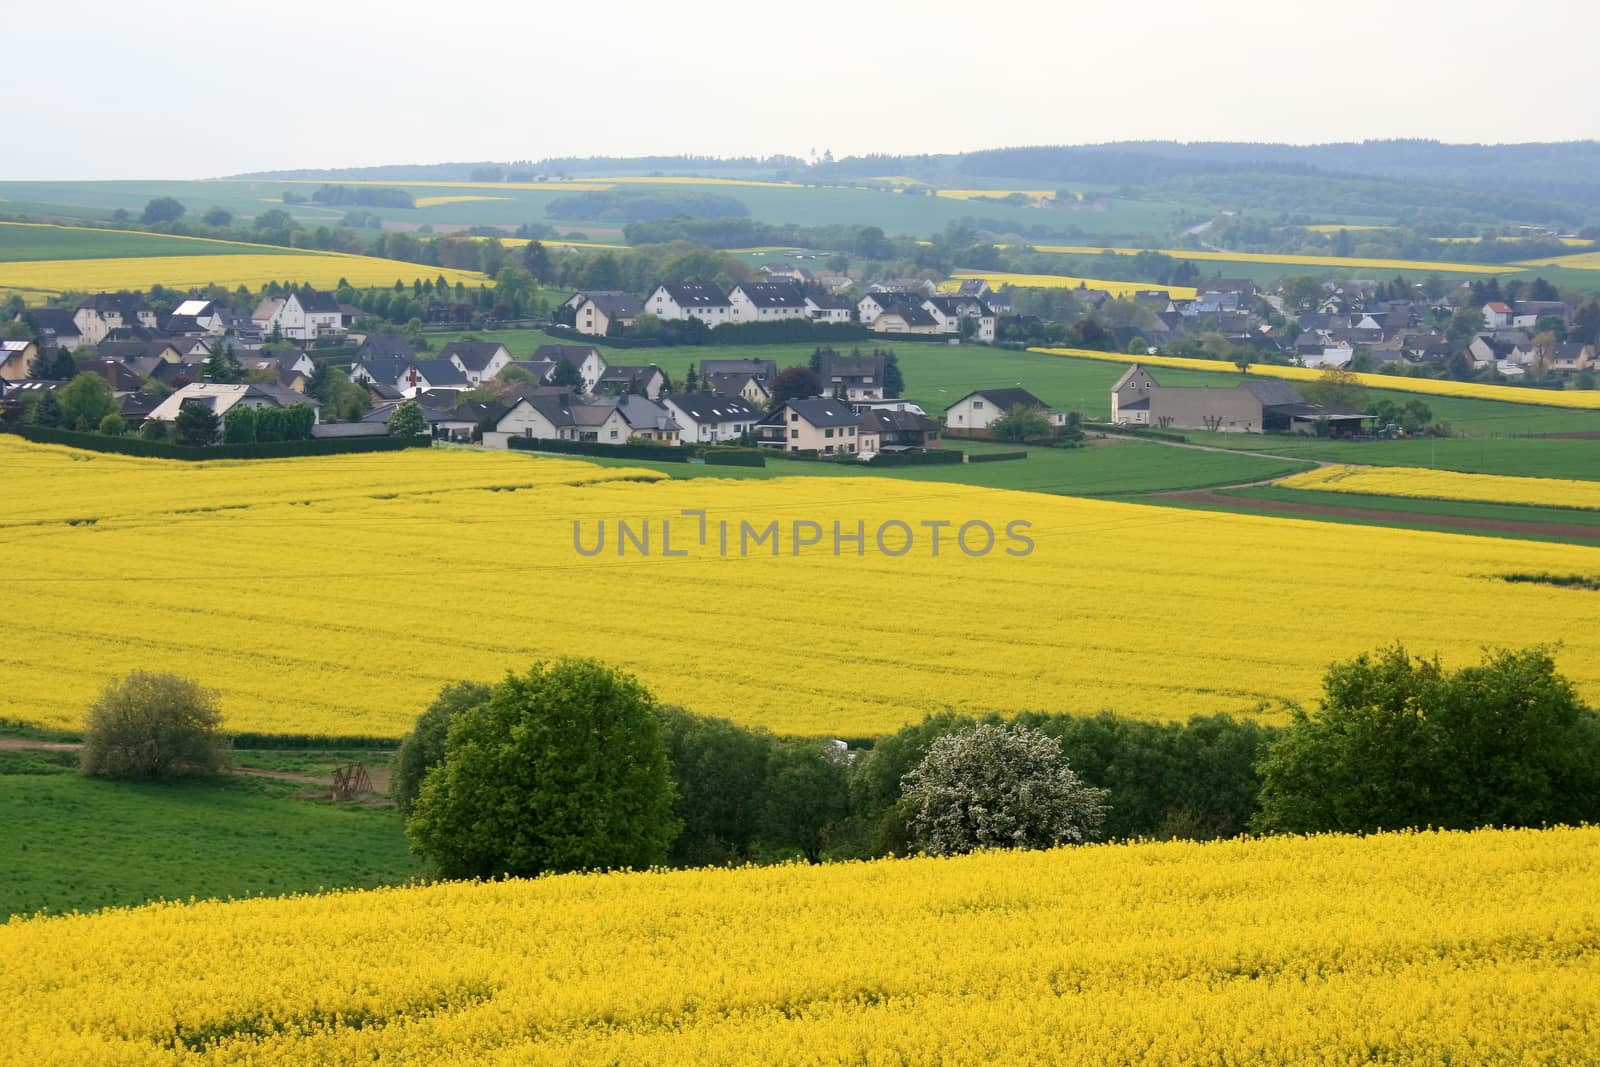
[901,723,1108,856]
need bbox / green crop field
[522,438,1312,497]
[1174,431,1600,480]
[0,748,420,918]
[0,221,296,261]
[1149,486,1600,545]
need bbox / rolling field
[3,826,1595,1064]
[1278,465,1600,510]
[1174,431,1600,480]
[2,438,1597,739]
[950,271,1198,298]
[0,221,296,261]
[1027,243,1516,275]
[0,749,418,919]
[0,220,489,294]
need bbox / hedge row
[12,425,432,460]
[507,436,689,462]
[967,450,1028,463]
[1084,422,1189,442]
[866,448,966,466]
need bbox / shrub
[80,671,230,780]
[657,707,773,866]
[406,659,679,878]
[901,723,1107,855]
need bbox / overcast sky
[4,0,1597,180]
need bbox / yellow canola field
[1025,243,1514,275]
[1278,464,1600,511]
[3,827,1597,1065]
[3,438,1599,739]
[1516,251,1600,269]
[1032,346,1600,411]
[412,195,508,208]
[951,272,1197,299]
[934,189,1056,200]
[0,254,486,296]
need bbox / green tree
[759,739,850,863]
[254,405,287,442]
[141,197,186,225]
[901,723,1108,855]
[387,400,428,437]
[3,319,32,341]
[550,359,584,389]
[406,659,679,878]
[97,412,127,436]
[173,401,219,446]
[222,405,257,444]
[767,365,821,409]
[27,389,64,428]
[202,207,234,227]
[881,350,904,395]
[58,372,116,431]
[1254,644,1600,835]
[205,344,243,384]
[80,671,229,780]
[657,707,773,866]
[391,681,493,815]
[253,208,294,232]
[989,404,1052,443]
[521,240,552,281]
[1446,306,1487,347]
[1299,368,1368,411]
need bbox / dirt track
[1161,491,1600,541]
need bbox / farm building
[1110,364,1369,435]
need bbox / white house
[661,392,762,444]
[945,387,1060,432]
[818,352,887,401]
[1300,342,1355,369]
[1482,301,1514,329]
[533,345,608,393]
[482,393,633,449]
[73,293,156,345]
[643,283,732,327]
[273,290,344,341]
[562,291,639,336]
[146,382,317,424]
[805,292,855,324]
[924,295,996,343]
[440,341,513,386]
[728,282,809,324]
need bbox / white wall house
[661,393,761,444]
[945,388,1059,432]
[441,342,513,387]
[533,345,608,393]
[73,294,156,345]
[728,283,810,324]
[274,291,344,341]
[643,284,732,327]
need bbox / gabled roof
[439,340,508,372]
[533,344,602,364]
[704,372,767,397]
[954,387,1051,411]
[763,397,858,428]
[1240,380,1306,407]
[609,395,680,432]
[663,391,761,424]
[96,339,182,363]
[575,291,640,318]
[656,282,729,308]
[77,292,150,316]
[804,291,854,311]
[353,355,411,386]
[819,353,885,380]
[20,308,81,337]
[859,409,939,433]
[733,282,807,308]
[1111,364,1156,391]
[358,334,418,360]
[291,289,342,314]
[699,358,776,379]
[1484,301,1513,314]
[408,360,470,388]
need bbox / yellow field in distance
[1278,465,1600,511]
[413,195,510,208]
[1032,346,1600,411]
[935,189,1057,200]
[3,438,1597,739]
[1303,224,1390,233]
[1024,244,1515,275]
[0,253,486,296]
[1515,251,1600,269]
[4,826,1596,1064]
[951,272,1197,299]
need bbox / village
[2,262,1595,452]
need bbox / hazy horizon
[4,0,1597,181]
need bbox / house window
[790,429,799,439]
[790,413,799,422]
[609,430,619,439]
[973,401,983,409]
[825,428,834,438]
